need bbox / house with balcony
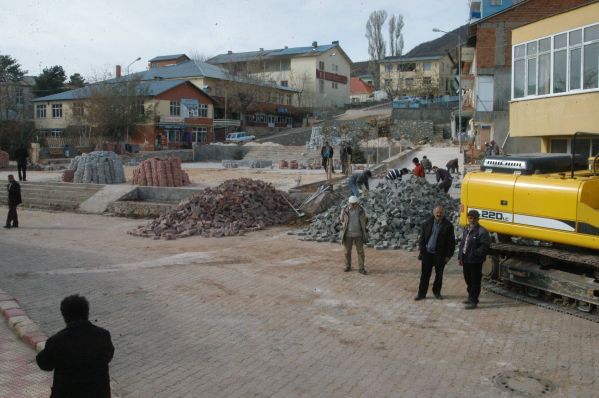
[467,0,593,154]
[208,41,352,109]
[379,55,454,98]
[509,1,599,157]
[32,79,215,151]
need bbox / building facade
[379,55,454,98]
[208,41,352,109]
[509,1,599,157]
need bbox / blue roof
[209,44,339,64]
[148,54,189,62]
[32,80,194,102]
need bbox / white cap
[348,196,359,204]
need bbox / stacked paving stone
[294,177,461,250]
[132,157,190,187]
[68,151,125,184]
[0,150,9,168]
[129,178,297,240]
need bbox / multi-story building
[469,0,526,22]
[379,55,454,98]
[208,41,352,109]
[467,0,594,153]
[0,76,35,122]
[32,57,300,149]
[509,1,599,157]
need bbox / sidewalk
[0,318,51,398]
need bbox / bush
[351,144,366,164]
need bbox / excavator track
[482,242,599,323]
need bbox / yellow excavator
[460,132,599,317]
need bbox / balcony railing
[213,119,241,128]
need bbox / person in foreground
[340,195,368,275]
[415,206,456,300]
[458,210,491,309]
[36,294,115,398]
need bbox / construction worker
[385,167,409,181]
[348,170,372,197]
[412,157,425,178]
[339,195,368,275]
[432,166,453,193]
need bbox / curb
[0,288,47,352]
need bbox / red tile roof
[350,77,374,95]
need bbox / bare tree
[365,10,388,89]
[388,14,405,57]
[189,50,213,64]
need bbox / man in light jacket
[339,196,368,275]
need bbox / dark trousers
[463,262,483,303]
[438,179,452,193]
[17,162,26,181]
[6,205,18,227]
[418,251,446,297]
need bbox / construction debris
[0,150,8,168]
[68,151,125,184]
[292,177,461,250]
[132,157,190,187]
[129,178,297,240]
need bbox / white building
[208,41,352,109]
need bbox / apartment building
[208,41,352,109]
[509,1,599,157]
[379,55,454,98]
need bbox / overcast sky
[1,0,469,80]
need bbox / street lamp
[433,28,462,147]
[125,57,141,144]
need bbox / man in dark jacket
[348,170,372,197]
[458,209,491,309]
[36,294,115,398]
[432,166,453,193]
[320,141,334,173]
[415,206,456,300]
[5,174,22,228]
[14,144,28,181]
[340,141,352,175]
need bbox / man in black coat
[432,166,453,193]
[36,294,115,398]
[458,209,491,309]
[5,174,22,228]
[14,143,28,181]
[415,206,456,300]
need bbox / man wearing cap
[415,206,456,300]
[339,196,368,275]
[458,210,491,309]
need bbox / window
[385,64,393,72]
[513,23,599,99]
[287,95,292,105]
[405,78,414,87]
[574,138,592,157]
[332,64,339,72]
[423,62,433,71]
[52,104,62,118]
[170,101,180,116]
[136,101,145,116]
[318,61,325,70]
[192,127,208,144]
[50,129,62,138]
[593,139,599,156]
[73,103,84,117]
[490,0,502,5]
[399,63,416,72]
[198,104,208,118]
[332,82,338,89]
[422,77,432,85]
[550,139,568,153]
[281,60,290,71]
[319,79,324,93]
[16,87,23,105]
[36,104,46,118]
[280,80,288,87]
[166,129,181,143]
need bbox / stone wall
[393,120,434,141]
[193,144,249,161]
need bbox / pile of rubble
[68,151,125,184]
[132,157,190,187]
[0,150,8,168]
[292,177,461,250]
[129,178,297,240]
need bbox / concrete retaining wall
[194,144,249,161]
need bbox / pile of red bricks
[62,169,75,182]
[132,157,190,187]
[129,178,297,240]
[0,150,9,168]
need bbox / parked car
[225,132,256,143]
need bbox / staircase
[0,181,105,211]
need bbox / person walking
[340,141,352,176]
[5,174,22,229]
[432,166,453,193]
[458,210,491,309]
[347,170,372,197]
[415,206,456,300]
[412,157,425,178]
[340,195,368,275]
[14,143,28,181]
[36,294,115,398]
[320,141,334,174]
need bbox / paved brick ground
[0,319,52,397]
[0,209,598,397]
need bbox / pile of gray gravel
[292,177,461,250]
[69,151,125,184]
